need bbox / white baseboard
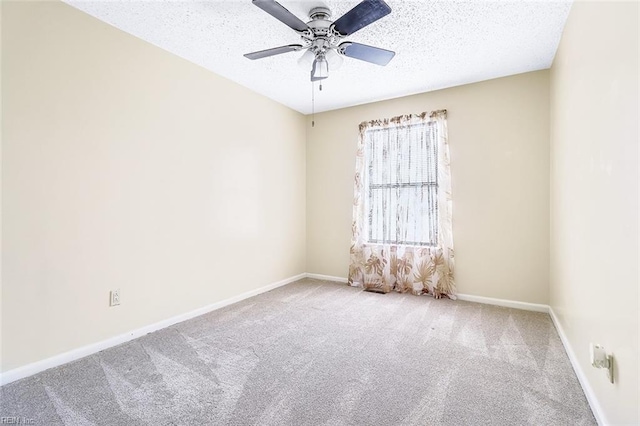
[305,273,349,284]
[548,307,606,426]
[456,293,549,313]
[0,273,306,386]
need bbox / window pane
[365,122,438,246]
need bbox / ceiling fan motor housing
[303,7,341,57]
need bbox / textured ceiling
[64,0,572,114]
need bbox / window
[364,121,438,246]
[349,110,453,295]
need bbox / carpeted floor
[1,278,595,425]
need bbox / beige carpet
[0,278,596,425]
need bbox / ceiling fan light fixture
[297,49,316,69]
[325,49,344,70]
[311,55,329,81]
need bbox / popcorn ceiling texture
[64,0,572,114]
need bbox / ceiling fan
[244,0,395,81]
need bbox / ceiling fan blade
[252,0,310,33]
[244,44,303,60]
[340,42,395,66]
[332,0,391,37]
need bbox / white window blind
[364,121,438,246]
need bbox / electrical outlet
[590,343,614,383]
[110,289,121,307]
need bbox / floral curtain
[347,110,455,299]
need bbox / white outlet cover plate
[110,290,121,306]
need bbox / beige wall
[307,71,551,304]
[549,1,638,424]
[1,1,306,372]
